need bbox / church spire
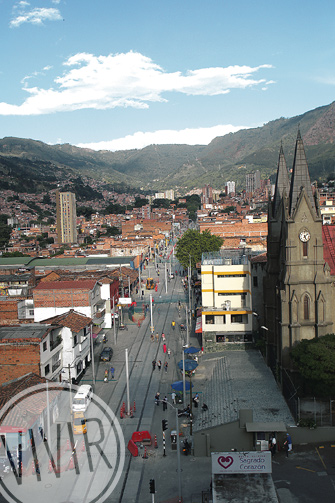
[288,129,316,216]
[272,142,290,217]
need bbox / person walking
[167,348,171,359]
[155,392,160,405]
[110,366,115,379]
[162,333,166,342]
[155,333,159,343]
[283,433,292,457]
[163,343,167,354]
[164,361,168,373]
[172,320,176,330]
[270,434,277,456]
[162,396,168,411]
[171,391,176,404]
[151,333,154,342]
[157,360,162,371]
[152,359,156,371]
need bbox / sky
[1,0,335,152]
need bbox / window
[303,242,308,258]
[215,315,226,324]
[205,315,214,324]
[29,310,34,316]
[304,295,310,320]
[73,334,78,346]
[253,276,258,287]
[43,341,47,352]
[44,364,50,375]
[231,314,243,323]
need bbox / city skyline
[1,1,335,151]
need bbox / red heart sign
[218,456,233,469]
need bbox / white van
[72,385,93,413]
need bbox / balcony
[50,336,62,352]
[52,360,61,373]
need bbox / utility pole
[125,348,130,415]
[150,293,154,333]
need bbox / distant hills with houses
[1,101,335,194]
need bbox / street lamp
[260,326,269,364]
[160,400,182,502]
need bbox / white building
[41,310,92,383]
[201,250,253,352]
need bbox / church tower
[265,131,334,378]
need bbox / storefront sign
[212,451,272,474]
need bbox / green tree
[134,197,149,208]
[290,334,335,395]
[0,215,11,249]
[175,229,223,269]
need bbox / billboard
[212,451,272,474]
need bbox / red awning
[195,317,202,333]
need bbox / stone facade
[265,132,335,375]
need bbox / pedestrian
[270,434,277,456]
[155,392,160,405]
[162,396,167,411]
[167,348,171,359]
[151,333,154,342]
[164,361,168,373]
[284,433,292,452]
[155,333,159,342]
[110,366,115,379]
[157,360,162,371]
[152,359,156,371]
[162,332,166,342]
[171,391,176,404]
[193,393,199,408]
[163,343,167,353]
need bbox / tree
[0,215,11,249]
[175,229,223,269]
[290,334,335,395]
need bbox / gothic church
[265,131,334,378]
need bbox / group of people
[269,432,292,456]
[152,359,169,373]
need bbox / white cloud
[10,5,62,28]
[76,124,250,152]
[0,51,273,116]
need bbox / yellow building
[201,251,253,352]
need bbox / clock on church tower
[299,230,311,242]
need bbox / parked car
[100,347,113,361]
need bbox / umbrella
[183,346,200,354]
[177,359,198,371]
[171,380,194,392]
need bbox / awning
[245,421,287,433]
[195,317,202,333]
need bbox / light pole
[162,400,182,502]
[90,323,96,386]
[150,293,154,334]
[261,326,269,364]
[188,255,192,327]
[112,296,117,346]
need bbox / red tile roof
[40,309,92,332]
[322,225,335,275]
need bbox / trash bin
[171,430,177,451]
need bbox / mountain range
[1,101,335,194]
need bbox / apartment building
[201,250,253,352]
[56,190,77,244]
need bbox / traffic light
[149,479,155,494]
[162,419,168,431]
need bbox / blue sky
[1,0,335,151]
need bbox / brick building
[33,279,102,323]
[0,324,63,385]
